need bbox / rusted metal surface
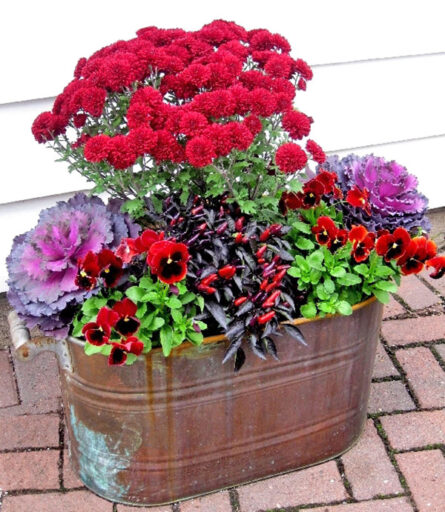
[57,298,383,505]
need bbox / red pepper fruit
[197,222,207,232]
[259,229,271,242]
[201,273,218,286]
[218,265,236,279]
[234,232,248,243]
[262,290,281,309]
[260,278,269,290]
[191,205,204,215]
[256,245,267,259]
[270,224,282,235]
[216,221,228,235]
[197,284,217,294]
[257,311,276,324]
[235,216,245,231]
[273,269,288,282]
[234,296,248,307]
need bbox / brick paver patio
[0,269,444,512]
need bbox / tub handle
[8,311,73,372]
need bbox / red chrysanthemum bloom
[397,237,437,275]
[306,140,326,164]
[83,134,111,162]
[243,114,262,136]
[112,298,140,337]
[126,102,152,130]
[179,111,209,137]
[73,113,87,128]
[248,88,277,117]
[191,90,236,118]
[294,58,313,80]
[73,57,87,79]
[426,256,445,279]
[79,87,107,117]
[75,251,100,290]
[349,225,376,262]
[147,240,189,284]
[282,110,312,140]
[127,126,158,155]
[312,216,337,245]
[375,227,411,262]
[223,122,254,151]
[107,135,138,170]
[185,136,216,167]
[275,143,308,173]
[228,84,251,115]
[346,186,372,215]
[239,70,272,90]
[203,124,233,157]
[180,63,211,88]
[97,249,123,287]
[71,133,91,149]
[264,54,295,79]
[82,307,118,346]
[31,112,66,143]
[297,78,307,91]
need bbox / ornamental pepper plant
[7,20,445,371]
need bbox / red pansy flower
[108,343,128,366]
[329,229,348,252]
[397,237,437,275]
[97,249,123,287]
[147,240,189,284]
[75,251,100,290]
[426,256,445,279]
[312,216,337,245]
[112,298,140,337]
[346,186,372,215]
[301,179,324,208]
[375,227,411,262]
[315,170,337,195]
[349,225,375,262]
[279,191,302,215]
[82,307,118,346]
[122,336,144,356]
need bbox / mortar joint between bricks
[7,346,22,405]
[335,458,355,500]
[416,273,445,300]
[394,444,445,455]
[228,487,241,512]
[372,417,419,512]
[429,345,445,371]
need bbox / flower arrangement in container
[7,19,445,506]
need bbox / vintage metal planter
[9,297,382,506]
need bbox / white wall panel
[298,54,445,152]
[1,0,444,104]
[0,100,91,205]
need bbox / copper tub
[9,297,382,506]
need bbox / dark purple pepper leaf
[233,274,243,292]
[223,287,234,301]
[249,334,266,360]
[200,266,217,279]
[280,292,295,311]
[279,249,294,262]
[226,320,245,341]
[234,347,246,372]
[283,323,307,346]
[205,301,228,330]
[275,306,294,322]
[264,338,279,360]
[235,299,254,316]
[222,337,242,364]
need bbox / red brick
[180,491,231,511]
[381,410,445,450]
[396,450,445,512]
[0,450,59,490]
[0,413,59,450]
[309,497,414,511]
[383,296,406,319]
[341,420,403,499]
[13,351,61,401]
[421,268,445,297]
[368,381,415,414]
[396,275,440,310]
[117,504,171,511]
[0,396,61,416]
[382,315,445,346]
[64,450,84,489]
[372,342,399,379]
[1,490,112,512]
[237,461,346,511]
[0,351,18,407]
[396,347,445,408]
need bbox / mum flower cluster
[31,19,323,218]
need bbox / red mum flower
[82,307,118,346]
[127,102,152,130]
[275,143,308,173]
[127,126,158,155]
[31,111,66,143]
[73,113,87,128]
[75,251,100,290]
[107,135,138,170]
[79,87,107,117]
[243,114,262,136]
[349,225,376,262]
[84,135,111,162]
[346,186,372,215]
[264,54,295,79]
[294,58,313,80]
[282,110,312,140]
[223,122,254,151]
[375,227,411,262]
[306,140,326,164]
[147,240,189,284]
[397,237,437,275]
[112,298,140,337]
[97,249,123,287]
[185,136,216,167]
[312,217,337,245]
[426,256,445,279]
[179,111,209,137]
[248,88,277,117]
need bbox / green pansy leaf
[354,264,370,276]
[125,286,145,302]
[300,302,317,318]
[375,266,395,277]
[167,297,183,309]
[187,331,204,344]
[292,221,312,234]
[84,342,105,356]
[287,267,301,278]
[337,273,362,286]
[374,280,398,293]
[372,288,390,304]
[336,300,353,316]
[160,326,173,356]
[307,250,324,270]
[324,278,335,294]
[330,266,346,278]
[295,237,315,251]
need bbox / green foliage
[72,274,206,363]
[286,202,403,318]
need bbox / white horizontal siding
[1,0,445,104]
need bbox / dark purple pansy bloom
[7,194,139,339]
[319,154,430,233]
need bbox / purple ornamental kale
[320,154,430,233]
[7,193,139,339]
